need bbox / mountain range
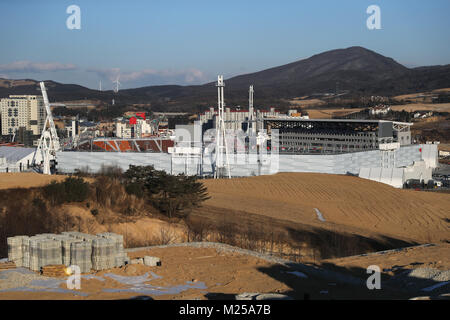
[1,46,449,111]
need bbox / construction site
[0,76,442,190]
[0,77,448,301]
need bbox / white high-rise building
[0,95,46,137]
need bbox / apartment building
[0,95,46,140]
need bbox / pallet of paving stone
[92,238,115,271]
[97,232,125,267]
[29,238,63,272]
[0,261,16,270]
[7,235,29,268]
[70,241,92,273]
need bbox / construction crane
[214,75,231,179]
[32,82,61,174]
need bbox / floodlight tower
[247,85,256,135]
[33,82,61,174]
[214,75,231,179]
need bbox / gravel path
[0,268,55,290]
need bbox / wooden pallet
[41,264,67,277]
[0,261,16,270]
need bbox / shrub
[98,164,123,179]
[42,180,67,205]
[42,177,90,205]
[125,182,146,198]
[64,177,90,202]
[124,165,210,219]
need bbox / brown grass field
[201,173,450,244]
[0,173,69,190]
[305,108,364,119]
[393,88,450,102]
[390,103,450,113]
[303,103,450,119]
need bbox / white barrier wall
[57,144,438,183]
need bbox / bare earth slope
[201,173,450,243]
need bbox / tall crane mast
[32,81,61,174]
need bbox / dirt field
[323,243,450,274]
[0,245,424,300]
[200,173,450,244]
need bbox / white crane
[214,75,231,179]
[32,82,61,174]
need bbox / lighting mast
[214,75,231,179]
[247,85,256,135]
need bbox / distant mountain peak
[1,46,449,110]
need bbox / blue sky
[0,0,449,89]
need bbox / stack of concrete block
[144,256,161,267]
[6,231,128,274]
[97,232,128,267]
[50,235,82,266]
[29,238,62,272]
[7,236,29,267]
[27,235,47,271]
[91,238,115,271]
[70,241,92,273]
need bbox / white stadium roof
[0,147,36,163]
